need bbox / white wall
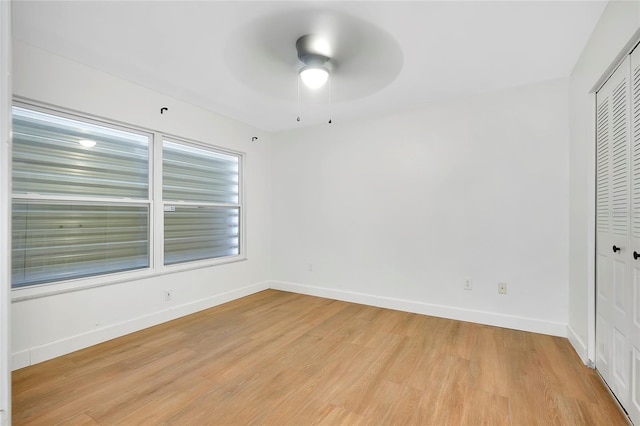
[271,79,570,336]
[11,42,273,369]
[568,1,640,364]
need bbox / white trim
[12,256,248,302]
[0,0,11,422]
[11,194,151,204]
[152,131,163,272]
[11,279,573,372]
[10,100,248,300]
[587,89,597,366]
[162,200,240,208]
[11,351,29,372]
[13,100,153,148]
[12,280,270,370]
[269,281,568,337]
[568,324,589,365]
[591,40,640,94]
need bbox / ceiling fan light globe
[300,67,329,89]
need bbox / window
[11,104,243,289]
[12,106,150,287]
[162,139,241,265]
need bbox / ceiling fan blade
[224,7,403,102]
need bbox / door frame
[0,0,11,424]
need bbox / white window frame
[11,99,246,302]
[158,135,245,271]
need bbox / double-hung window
[12,106,151,288]
[11,103,243,290]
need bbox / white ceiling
[12,1,607,132]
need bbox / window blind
[11,106,150,287]
[163,140,239,204]
[12,203,149,287]
[163,140,240,264]
[12,106,149,199]
[164,206,239,265]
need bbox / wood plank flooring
[12,289,629,425]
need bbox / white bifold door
[596,46,640,425]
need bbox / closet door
[629,46,640,425]
[596,55,631,410]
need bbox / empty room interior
[2,0,640,424]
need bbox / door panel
[597,251,610,353]
[596,53,633,418]
[613,258,627,313]
[597,56,630,392]
[596,61,614,384]
[613,326,629,400]
[628,44,640,425]
[612,251,630,404]
[632,348,640,417]
[597,312,609,366]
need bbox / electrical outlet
[498,282,507,294]
[165,289,173,301]
[463,277,472,290]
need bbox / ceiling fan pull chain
[296,75,301,122]
[328,77,333,124]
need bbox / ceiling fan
[224,7,404,110]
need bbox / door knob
[613,245,621,253]
[634,251,640,260]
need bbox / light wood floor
[13,289,629,425]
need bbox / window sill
[11,255,248,302]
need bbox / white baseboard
[270,280,567,337]
[12,281,269,370]
[567,324,589,365]
[11,350,30,371]
[13,279,571,371]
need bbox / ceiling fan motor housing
[296,34,330,67]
